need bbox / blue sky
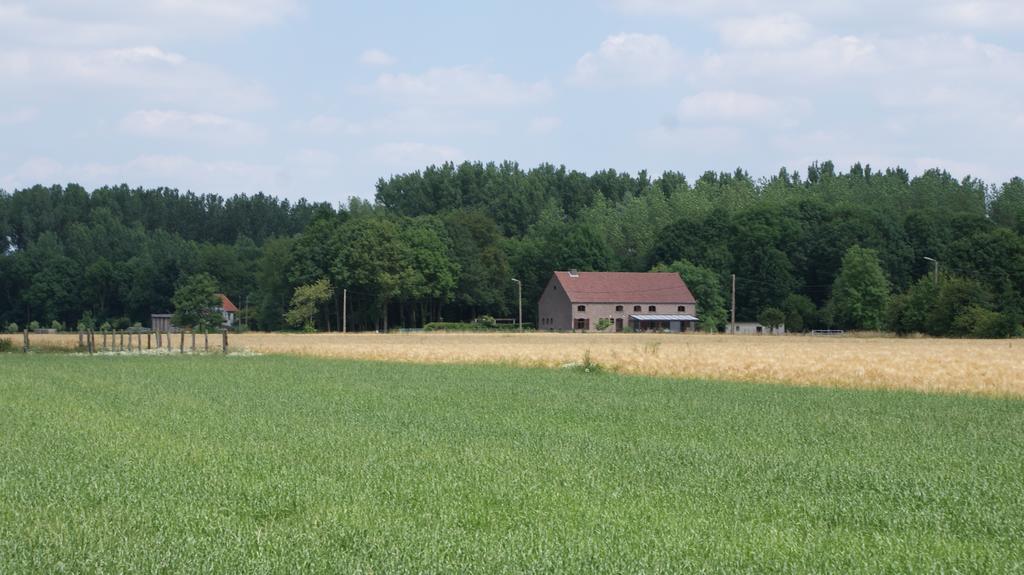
[1,0,1022,203]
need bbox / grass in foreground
[0,354,1022,573]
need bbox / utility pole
[342,288,348,333]
[731,274,737,334]
[512,278,522,331]
[923,257,939,286]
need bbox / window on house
[678,306,686,312]
[615,305,624,312]
[648,306,657,312]
[575,318,588,330]
[578,305,586,312]
[633,305,642,312]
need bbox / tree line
[1,160,1022,337]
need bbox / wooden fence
[20,329,229,355]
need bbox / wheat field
[18,331,1022,396]
[230,332,1022,397]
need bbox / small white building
[730,322,786,335]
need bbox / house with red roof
[150,293,239,332]
[538,270,698,333]
[214,293,239,328]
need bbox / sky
[1,0,1022,203]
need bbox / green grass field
[1,355,1022,573]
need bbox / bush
[596,318,612,332]
[758,307,786,333]
[954,306,1021,339]
[99,322,112,332]
[50,320,63,332]
[423,322,534,332]
[77,312,96,332]
[6,322,17,334]
[28,321,40,331]
[0,338,12,352]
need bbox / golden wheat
[21,332,1023,396]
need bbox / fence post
[222,329,228,354]
[78,330,84,349]
[127,330,133,352]
[147,332,152,350]
[190,331,196,353]
[167,331,172,352]
[23,329,29,353]
[179,331,185,354]
[88,330,94,355]
[204,329,209,352]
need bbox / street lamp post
[511,278,522,331]
[923,257,939,285]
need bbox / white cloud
[291,114,364,136]
[570,33,679,86]
[0,45,272,111]
[294,109,496,138]
[528,116,562,134]
[717,14,811,48]
[0,153,284,196]
[934,1,1024,28]
[0,0,300,45]
[0,3,282,114]
[700,35,878,82]
[370,67,550,107]
[678,91,782,121]
[105,45,185,65]
[359,49,397,67]
[119,109,263,143]
[0,107,38,125]
[283,149,340,181]
[0,157,65,189]
[370,142,465,168]
[614,0,1024,30]
[612,0,847,17]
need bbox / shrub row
[423,322,535,332]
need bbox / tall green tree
[829,246,891,331]
[253,236,296,331]
[171,273,221,330]
[782,294,818,333]
[757,307,786,333]
[285,279,333,332]
[651,260,727,332]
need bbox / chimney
[568,269,579,278]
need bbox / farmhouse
[538,271,698,333]
[215,293,239,327]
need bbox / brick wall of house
[571,302,697,332]
[537,275,573,330]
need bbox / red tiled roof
[553,272,696,303]
[217,293,239,313]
